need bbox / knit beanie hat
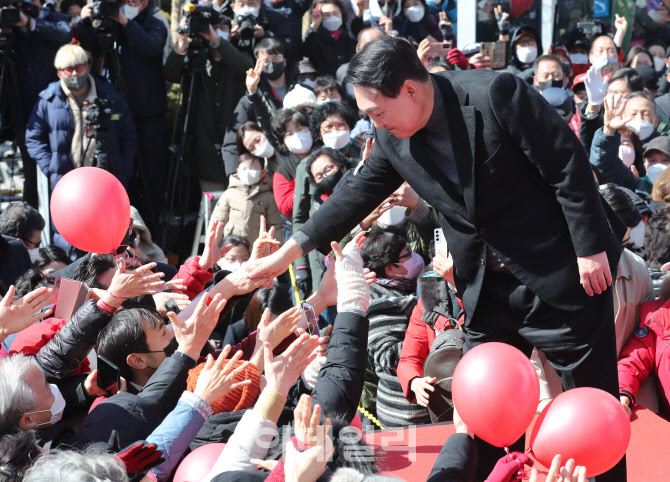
[186,359,261,413]
[283,85,317,109]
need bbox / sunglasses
[60,63,87,75]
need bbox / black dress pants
[464,269,626,482]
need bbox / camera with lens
[84,97,113,138]
[91,0,120,20]
[0,0,39,27]
[177,2,222,38]
[235,13,255,42]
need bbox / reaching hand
[485,451,530,482]
[494,5,510,35]
[410,376,436,407]
[584,65,608,106]
[0,286,54,342]
[417,38,431,64]
[200,219,230,271]
[83,369,109,398]
[469,52,492,69]
[263,334,319,396]
[245,58,264,95]
[529,455,587,482]
[249,215,280,263]
[378,15,393,35]
[614,13,628,33]
[223,263,274,296]
[620,395,632,418]
[194,347,252,405]
[248,239,303,281]
[283,434,334,482]
[168,293,227,360]
[577,251,611,296]
[390,182,420,210]
[330,232,371,313]
[115,441,164,478]
[152,291,191,317]
[602,94,631,135]
[453,405,474,438]
[354,0,368,17]
[362,137,375,160]
[294,394,332,447]
[257,307,302,349]
[107,260,165,302]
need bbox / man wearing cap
[643,136,670,186]
[250,36,628,481]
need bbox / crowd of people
[2,0,670,481]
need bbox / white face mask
[396,252,425,280]
[322,129,351,150]
[653,56,666,72]
[70,15,81,24]
[405,5,425,23]
[569,53,588,64]
[216,29,230,41]
[285,131,313,155]
[317,98,341,105]
[646,163,668,184]
[252,137,275,158]
[628,221,645,248]
[28,248,39,263]
[619,145,636,167]
[625,118,655,141]
[238,169,263,185]
[592,54,618,70]
[516,46,538,64]
[26,384,66,427]
[237,6,259,17]
[219,260,243,272]
[378,205,407,226]
[122,4,140,20]
[322,15,342,31]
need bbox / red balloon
[452,342,539,447]
[173,443,226,482]
[529,387,631,477]
[50,167,130,253]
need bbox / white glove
[335,242,370,314]
[584,65,608,106]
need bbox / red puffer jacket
[618,297,670,413]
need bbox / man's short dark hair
[313,75,345,99]
[600,184,642,228]
[345,36,429,99]
[0,202,45,241]
[361,228,408,278]
[645,205,670,269]
[97,307,162,382]
[627,91,656,106]
[71,254,116,289]
[305,147,348,184]
[254,38,285,58]
[532,54,563,73]
[34,245,71,271]
[609,68,644,94]
[309,101,358,142]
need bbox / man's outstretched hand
[248,239,303,280]
[577,251,611,296]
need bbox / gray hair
[0,355,37,434]
[23,450,128,482]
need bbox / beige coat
[210,175,282,246]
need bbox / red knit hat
[186,359,261,413]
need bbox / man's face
[590,36,617,64]
[233,0,259,12]
[606,79,632,98]
[644,150,670,169]
[131,318,175,372]
[21,364,55,429]
[256,50,285,70]
[515,34,537,51]
[624,97,658,127]
[534,60,565,87]
[125,0,147,13]
[354,82,425,139]
[21,230,41,251]
[56,62,89,82]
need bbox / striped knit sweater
[366,283,431,428]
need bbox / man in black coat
[250,36,626,481]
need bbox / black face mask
[162,337,179,358]
[537,78,564,91]
[263,61,285,81]
[316,170,344,195]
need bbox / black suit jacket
[295,69,625,319]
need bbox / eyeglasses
[321,122,347,133]
[314,164,335,182]
[59,63,87,75]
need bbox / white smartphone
[434,228,449,256]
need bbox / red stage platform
[363,407,670,481]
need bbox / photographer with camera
[78,0,167,228]
[164,12,253,192]
[1,0,73,207]
[24,44,136,252]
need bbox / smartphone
[97,355,120,393]
[300,301,320,336]
[427,42,450,57]
[434,228,449,256]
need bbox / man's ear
[20,413,37,430]
[404,80,418,99]
[127,353,147,370]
